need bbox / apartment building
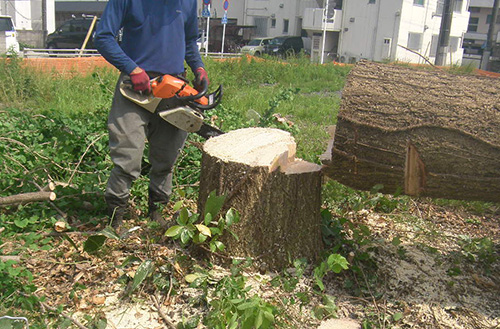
[463,0,500,55]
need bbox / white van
[0,15,20,55]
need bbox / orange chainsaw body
[151,75,209,106]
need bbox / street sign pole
[221,1,229,56]
[206,4,211,57]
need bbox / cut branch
[0,191,56,206]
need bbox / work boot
[148,188,169,228]
[148,201,169,228]
[105,195,128,232]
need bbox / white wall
[339,0,403,62]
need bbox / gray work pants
[105,74,188,204]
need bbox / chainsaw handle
[174,78,208,102]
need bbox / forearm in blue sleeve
[184,1,204,72]
[94,0,137,74]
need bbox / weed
[165,191,240,252]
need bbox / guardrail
[23,48,101,58]
[23,48,242,59]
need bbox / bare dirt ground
[8,194,497,329]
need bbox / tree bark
[198,127,323,270]
[322,60,500,203]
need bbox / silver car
[240,37,272,56]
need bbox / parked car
[0,15,20,55]
[46,16,99,49]
[265,36,305,57]
[240,37,273,56]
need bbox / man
[94,0,208,229]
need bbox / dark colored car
[46,17,99,49]
[265,36,304,57]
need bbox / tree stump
[198,127,323,270]
[322,60,500,203]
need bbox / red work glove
[129,68,151,93]
[193,67,209,92]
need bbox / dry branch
[0,191,56,206]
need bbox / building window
[435,0,444,15]
[486,15,500,24]
[453,0,463,13]
[271,18,276,28]
[469,7,480,13]
[413,0,424,6]
[467,17,479,32]
[449,36,460,52]
[283,19,289,33]
[407,32,422,50]
[430,34,439,57]
[368,0,376,4]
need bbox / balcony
[302,8,342,32]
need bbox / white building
[0,0,55,47]
[303,0,470,65]
[206,0,469,65]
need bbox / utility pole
[435,0,456,66]
[42,0,47,47]
[480,0,500,70]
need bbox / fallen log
[322,60,500,203]
[0,191,56,206]
[198,127,323,270]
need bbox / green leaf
[255,310,264,328]
[14,218,28,228]
[99,226,121,240]
[129,260,154,294]
[83,235,107,253]
[165,225,183,237]
[237,299,259,311]
[185,273,202,283]
[393,312,403,321]
[178,208,189,225]
[204,212,213,226]
[225,208,239,226]
[315,275,325,291]
[214,240,225,251]
[204,190,226,219]
[392,236,402,246]
[172,201,183,212]
[63,233,80,252]
[195,224,212,237]
[180,229,191,244]
[194,233,208,244]
[263,310,274,323]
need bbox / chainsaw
[119,74,224,139]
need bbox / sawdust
[12,196,499,329]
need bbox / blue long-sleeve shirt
[94,0,204,75]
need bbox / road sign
[222,12,228,24]
[223,0,229,10]
[202,6,211,17]
[203,0,211,5]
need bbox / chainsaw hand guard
[188,84,223,111]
